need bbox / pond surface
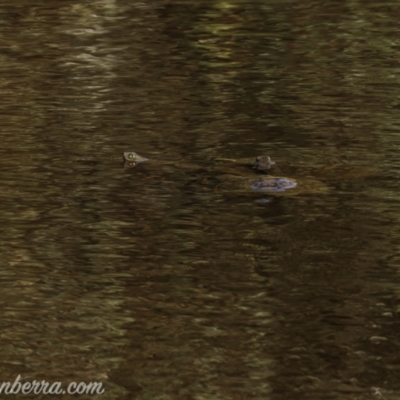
[1,1,400,399]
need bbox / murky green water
[1,1,400,399]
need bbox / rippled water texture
[1,1,400,399]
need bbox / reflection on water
[1,0,400,399]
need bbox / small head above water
[254,155,275,172]
[122,151,149,168]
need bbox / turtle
[122,151,374,196]
[121,151,326,195]
[212,154,328,196]
[244,154,376,195]
[250,155,298,193]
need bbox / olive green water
[1,1,400,399]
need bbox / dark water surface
[1,1,400,399]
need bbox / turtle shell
[250,178,297,192]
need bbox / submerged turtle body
[248,154,376,195]
[122,151,328,196]
[214,154,328,196]
[123,151,374,197]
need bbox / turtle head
[122,151,149,168]
[254,155,275,172]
